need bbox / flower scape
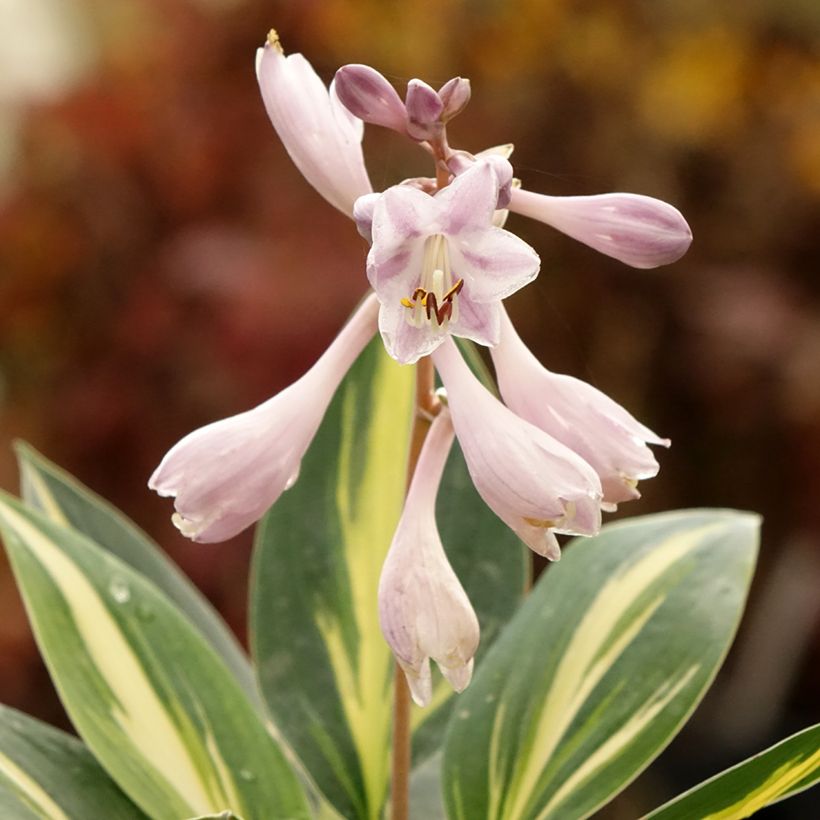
[150,30,692,707]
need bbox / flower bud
[438,77,471,122]
[405,79,444,141]
[334,64,408,134]
[509,189,693,269]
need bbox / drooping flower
[362,160,540,364]
[378,410,479,706]
[432,338,602,560]
[149,295,379,542]
[256,30,372,217]
[491,305,670,509]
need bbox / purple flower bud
[438,77,471,121]
[405,79,444,141]
[334,64,407,134]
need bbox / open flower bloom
[363,160,540,364]
[149,295,379,542]
[256,30,372,217]
[491,306,670,509]
[378,410,479,706]
[432,338,602,560]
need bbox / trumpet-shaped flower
[432,338,602,560]
[149,295,379,542]
[256,31,372,217]
[491,306,670,509]
[363,160,540,364]
[378,410,479,706]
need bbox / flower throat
[401,234,463,328]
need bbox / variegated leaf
[251,339,525,820]
[0,495,309,820]
[443,509,760,820]
[645,723,820,819]
[0,703,146,819]
[15,442,260,711]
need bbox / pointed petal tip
[441,658,474,693]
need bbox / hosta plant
[1,30,818,820]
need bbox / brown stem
[391,355,439,820]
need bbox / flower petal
[449,226,540,303]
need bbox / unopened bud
[438,77,471,121]
[334,64,407,133]
[405,79,444,141]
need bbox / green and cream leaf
[443,509,760,820]
[15,441,259,709]
[0,494,309,820]
[645,723,820,819]
[0,703,146,820]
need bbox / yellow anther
[524,517,557,529]
[400,297,415,308]
[266,29,284,53]
[443,278,464,301]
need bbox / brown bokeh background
[1,0,818,816]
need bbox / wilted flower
[432,338,603,560]
[379,411,479,706]
[256,31,372,217]
[362,160,540,364]
[149,295,379,541]
[491,306,670,509]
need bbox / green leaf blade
[645,723,820,819]
[15,442,259,710]
[251,340,414,820]
[251,338,527,819]
[443,509,760,820]
[0,703,146,820]
[0,495,309,820]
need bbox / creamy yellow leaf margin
[497,522,723,820]
[0,502,233,817]
[0,750,69,820]
[314,353,413,819]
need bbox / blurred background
[1,0,818,816]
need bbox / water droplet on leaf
[109,577,131,604]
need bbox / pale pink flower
[379,411,479,706]
[432,338,602,560]
[149,295,379,542]
[491,306,670,509]
[362,160,540,365]
[256,31,372,217]
[507,188,691,269]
